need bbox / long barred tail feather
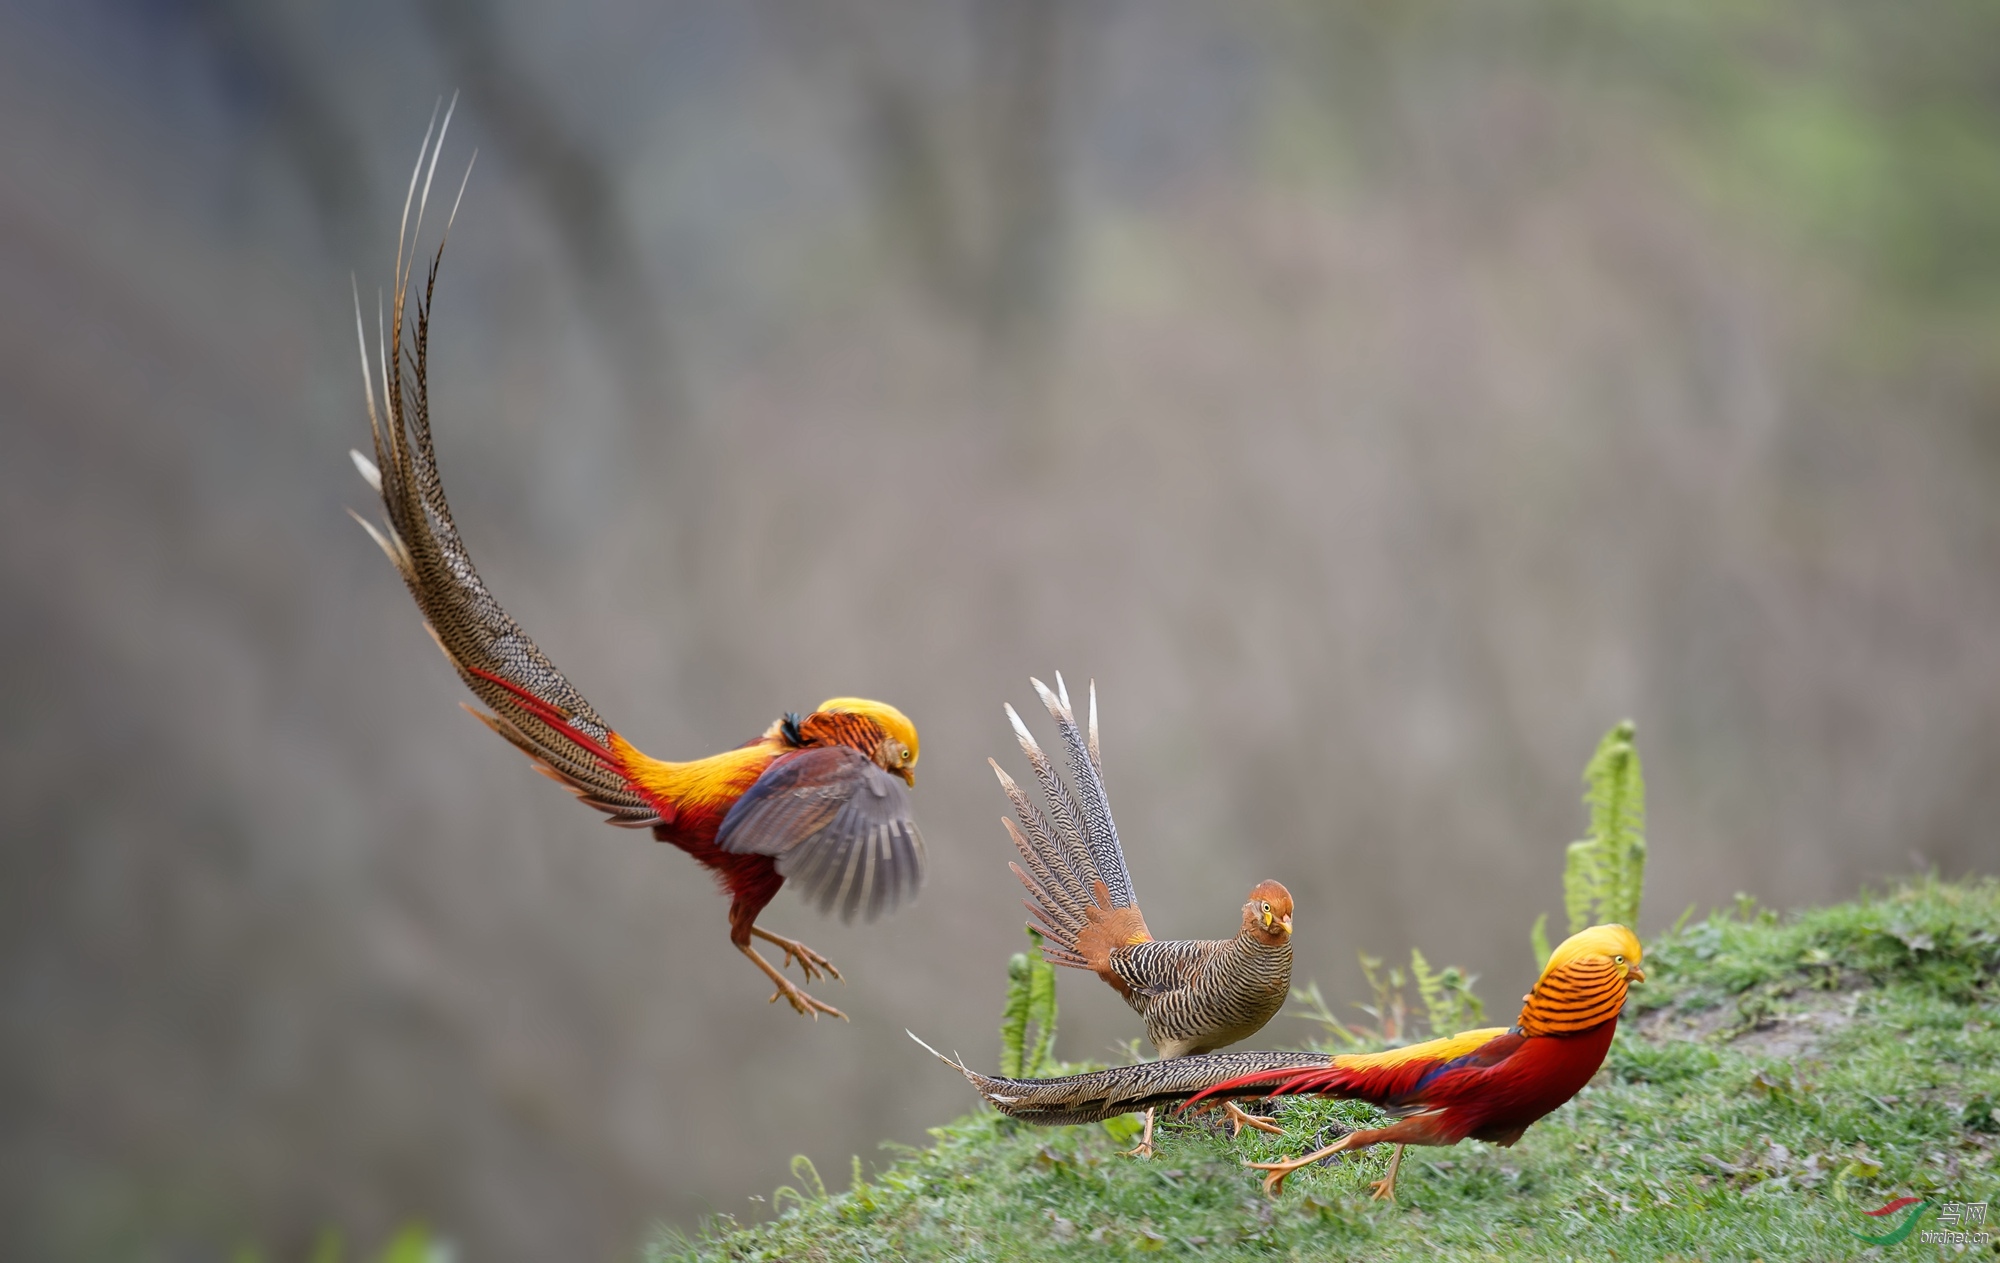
[993,676,1150,972]
[1004,703,1097,886]
[992,764,1094,924]
[350,108,659,830]
[908,1033,1331,1125]
[1033,675,1134,908]
[1186,1062,1361,1110]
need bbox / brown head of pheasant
[1239,881,1294,947]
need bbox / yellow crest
[1538,923,1643,982]
[815,697,920,763]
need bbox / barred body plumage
[1122,933,1294,1058]
[988,676,1298,1148]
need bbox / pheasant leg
[1245,1131,1361,1197]
[1223,1101,1285,1138]
[1368,1144,1406,1202]
[738,941,847,1020]
[750,926,843,984]
[1121,1107,1156,1159]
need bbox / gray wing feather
[721,752,924,922]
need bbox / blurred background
[3,0,1998,1258]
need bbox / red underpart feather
[1182,1020,1618,1148]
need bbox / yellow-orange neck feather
[609,731,782,818]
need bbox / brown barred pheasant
[992,675,1295,1155]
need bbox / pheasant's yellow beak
[1279,914,1293,937]
[898,767,916,787]
[1626,963,1645,983]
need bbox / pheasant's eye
[900,745,913,763]
[1614,955,1625,963]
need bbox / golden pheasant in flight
[921,923,1643,1200]
[993,675,1295,1154]
[349,114,924,1020]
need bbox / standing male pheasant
[349,114,924,1020]
[921,923,1643,1199]
[993,674,1295,1155]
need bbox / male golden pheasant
[920,923,1642,1198]
[349,116,924,1020]
[993,674,1295,1154]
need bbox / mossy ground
[654,879,2000,1261]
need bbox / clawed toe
[781,942,840,983]
[742,939,848,1019]
[753,929,844,984]
[1244,1160,1302,1198]
[1244,1136,1356,1198]
[766,977,849,1021]
[1224,1101,1285,1138]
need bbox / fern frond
[1411,947,1484,1034]
[999,951,1031,1078]
[1024,928,1059,1076]
[1437,964,1484,1028]
[1563,719,1647,934]
[1410,947,1443,1031]
[1562,838,1599,937]
[1000,927,1059,1078]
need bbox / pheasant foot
[739,942,847,1020]
[750,926,843,984]
[1223,1101,1285,1138]
[1120,1107,1156,1159]
[1245,1131,1361,1197]
[1368,1144,1406,1202]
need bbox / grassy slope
[655,879,2000,1261]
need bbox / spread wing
[349,109,660,830]
[716,746,925,922]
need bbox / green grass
[653,878,2000,1261]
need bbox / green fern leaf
[998,951,1031,1078]
[998,927,1060,1078]
[1024,928,1059,1076]
[1563,720,1647,934]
